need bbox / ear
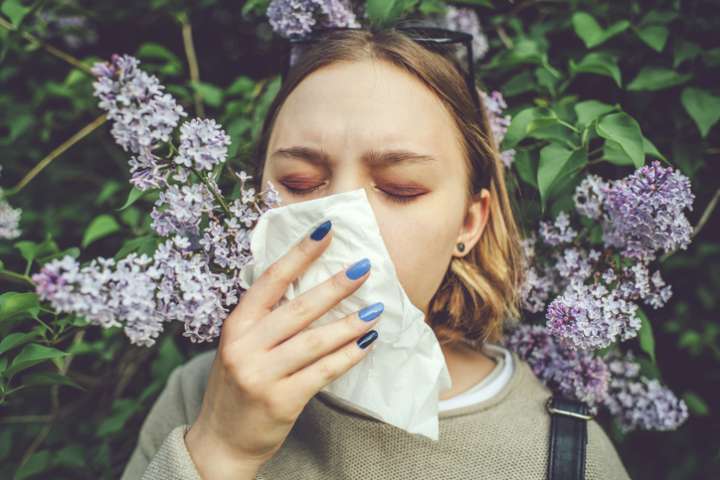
[454,188,491,257]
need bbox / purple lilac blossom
[479,90,516,168]
[518,236,555,313]
[33,177,282,346]
[574,174,608,220]
[174,118,231,172]
[603,350,688,432]
[267,0,360,40]
[150,183,218,237]
[602,160,695,262]
[91,54,187,190]
[546,281,640,351]
[442,6,489,62]
[0,166,22,239]
[539,211,578,246]
[504,324,609,412]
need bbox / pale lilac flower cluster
[267,0,360,40]
[36,8,98,49]
[519,163,695,351]
[34,177,280,346]
[479,90,516,168]
[604,350,688,432]
[91,54,187,190]
[174,118,231,172]
[34,55,283,347]
[505,324,689,431]
[442,6,489,63]
[602,160,695,262]
[504,324,610,412]
[0,166,22,239]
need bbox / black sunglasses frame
[281,25,482,113]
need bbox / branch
[4,113,108,197]
[0,16,94,75]
[179,12,205,118]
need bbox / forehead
[268,60,464,156]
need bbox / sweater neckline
[313,349,528,421]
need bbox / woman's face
[261,59,489,316]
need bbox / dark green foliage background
[0,0,718,478]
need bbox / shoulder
[509,354,631,480]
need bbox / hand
[185,220,383,479]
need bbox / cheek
[374,204,459,313]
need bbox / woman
[121,28,631,479]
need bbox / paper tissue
[238,187,452,441]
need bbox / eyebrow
[270,146,438,167]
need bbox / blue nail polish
[310,220,332,241]
[345,258,371,280]
[359,302,384,322]
[357,330,379,349]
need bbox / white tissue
[237,187,452,441]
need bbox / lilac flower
[518,236,555,313]
[267,0,360,40]
[92,54,187,190]
[615,263,673,310]
[150,183,218,237]
[174,118,231,172]
[546,281,640,351]
[0,166,22,239]
[479,90,516,168]
[539,211,577,246]
[574,174,608,220]
[35,10,98,49]
[603,350,688,432]
[602,161,695,261]
[504,324,610,411]
[442,6,489,62]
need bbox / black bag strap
[545,395,592,480]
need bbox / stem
[0,17,94,75]
[0,270,34,286]
[4,113,108,196]
[191,167,231,216]
[179,12,205,118]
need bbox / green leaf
[82,214,120,248]
[537,144,587,209]
[96,398,141,437]
[96,180,123,205]
[137,42,182,76]
[6,343,69,378]
[512,149,537,188]
[0,0,31,27]
[574,100,616,127]
[116,186,145,211]
[502,107,556,149]
[603,139,636,166]
[0,292,40,323]
[570,52,622,86]
[572,12,629,48]
[681,87,720,138]
[627,67,693,91]
[0,331,38,356]
[636,309,656,364]
[596,113,644,168]
[191,80,223,107]
[643,136,666,161]
[635,25,669,52]
[682,391,709,416]
[22,372,84,390]
[673,39,702,68]
[14,237,59,266]
[365,0,415,27]
[14,450,51,480]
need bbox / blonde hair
[250,27,525,349]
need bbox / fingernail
[310,220,332,241]
[357,330,379,349]
[345,258,371,280]
[359,302,384,322]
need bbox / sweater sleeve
[120,365,203,480]
[585,419,632,480]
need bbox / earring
[457,242,465,253]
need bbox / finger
[266,302,384,380]
[222,219,334,341]
[254,256,372,348]
[281,329,380,400]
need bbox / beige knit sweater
[121,348,631,480]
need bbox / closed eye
[281,183,423,204]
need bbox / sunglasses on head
[281,25,482,112]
